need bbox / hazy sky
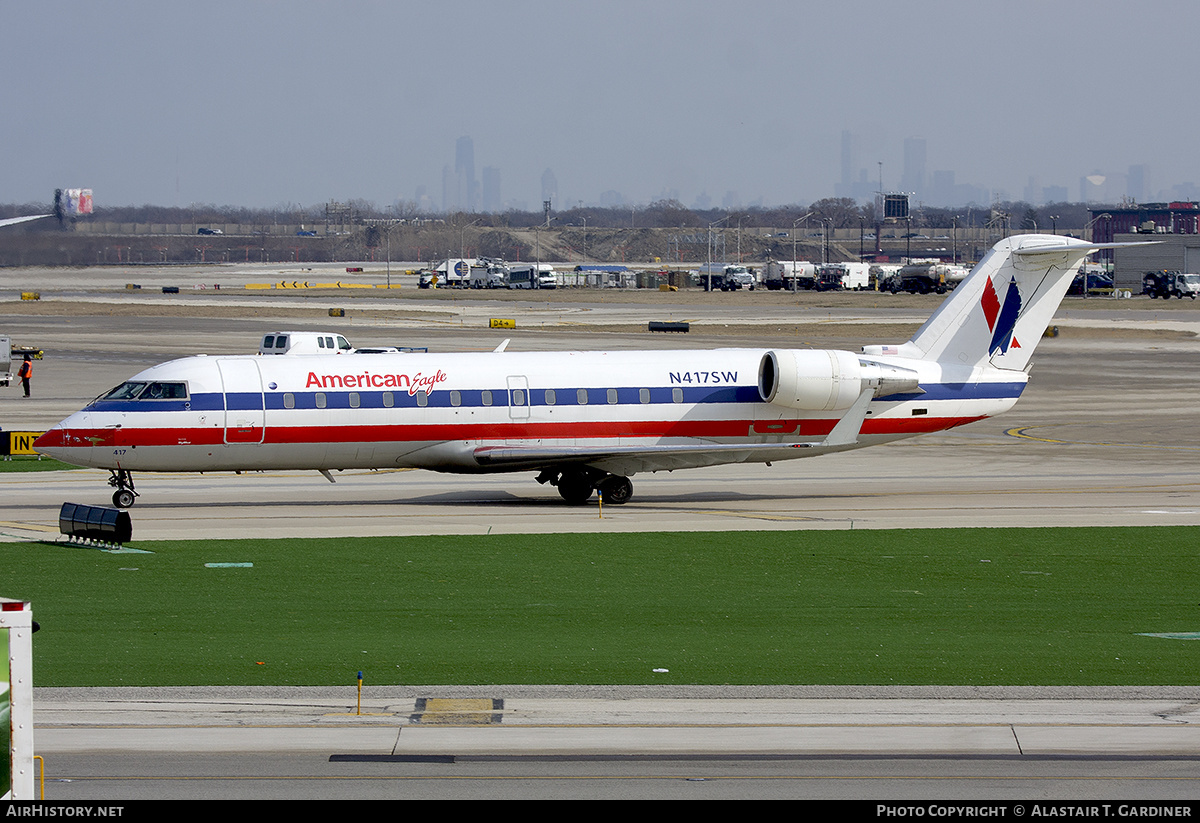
[3,0,1195,210]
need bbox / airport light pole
[952,215,960,266]
[534,216,557,271]
[460,218,479,263]
[700,215,729,293]
[1081,212,1112,301]
[368,218,401,288]
[792,212,813,294]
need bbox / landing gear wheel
[108,469,137,508]
[556,471,594,505]
[598,475,633,505]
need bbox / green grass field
[0,456,75,472]
[2,527,1197,687]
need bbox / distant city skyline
[432,131,1188,214]
[4,2,1199,212]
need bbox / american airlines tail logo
[981,275,1022,355]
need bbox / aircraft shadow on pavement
[61,488,827,511]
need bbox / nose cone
[33,427,65,452]
[34,412,93,466]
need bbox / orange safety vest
[17,361,31,379]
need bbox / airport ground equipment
[1142,270,1200,299]
[59,502,133,546]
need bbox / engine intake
[758,350,922,411]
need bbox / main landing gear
[536,467,634,506]
[108,469,138,509]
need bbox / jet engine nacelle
[758,350,922,411]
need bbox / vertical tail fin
[900,235,1108,371]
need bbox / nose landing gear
[108,469,137,509]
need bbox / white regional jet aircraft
[37,234,1119,509]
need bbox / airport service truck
[259,332,353,355]
[507,263,558,289]
[433,258,474,288]
[815,262,870,291]
[696,263,756,291]
[882,262,959,294]
[1143,270,1200,300]
[469,260,508,289]
[762,260,816,290]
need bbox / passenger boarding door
[218,359,266,444]
[506,375,530,420]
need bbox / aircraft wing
[0,215,50,229]
[472,440,847,476]
[473,388,875,475]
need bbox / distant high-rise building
[455,136,477,212]
[1024,176,1041,205]
[834,130,874,201]
[481,166,501,213]
[900,137,926,197]
[1128,164,1149,203]
[840,130,853,189]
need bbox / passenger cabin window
[450,390,462,407]
[545,389,556,406]
[639,388,650,404]
[482,390,493,406]
[607,388,618,405]
[383,392,394,408]
[349,392,360,408]
[512,389,525,406]
[672,387,683,403]
[577,388,588,405]
[315,392,327,409]
[283,393,295,409]
[416,390,428,407]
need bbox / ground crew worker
[17,354,31,398]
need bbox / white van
[259,332,353,355]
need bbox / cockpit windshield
[99,381,188,401]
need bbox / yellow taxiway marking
[0,521,58,533]
[1006,424,1200,450]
